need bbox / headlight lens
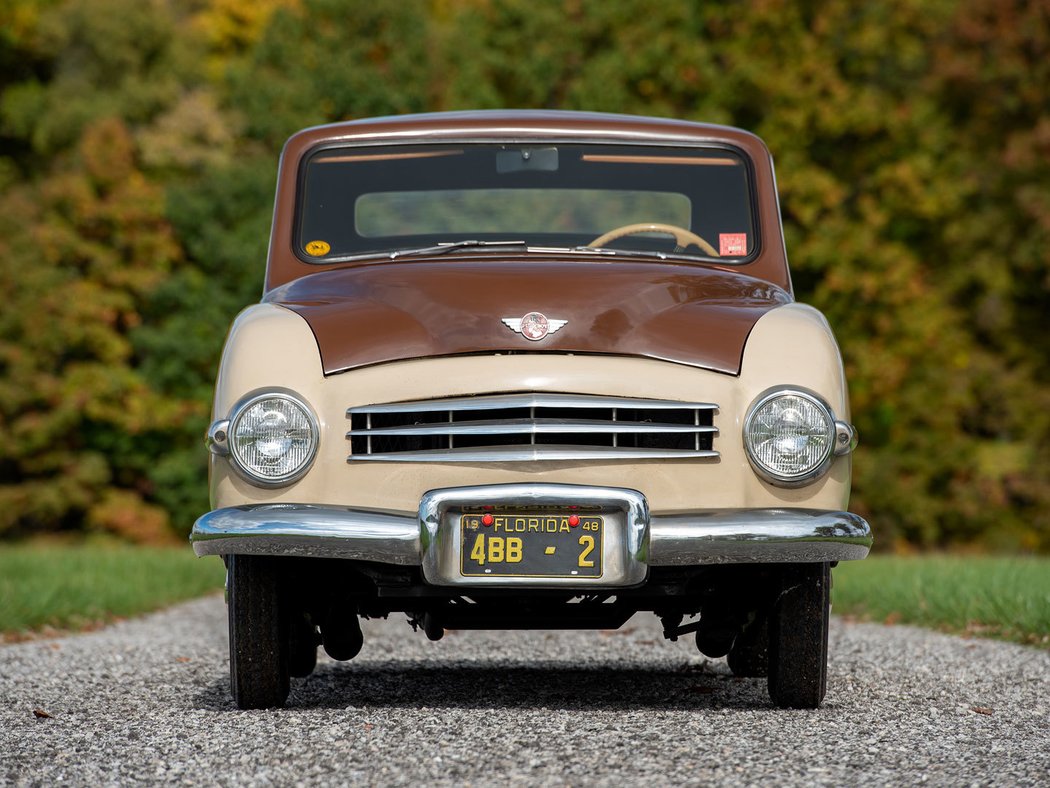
[744,389,835,485]
[229,392,318,485]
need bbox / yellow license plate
[460,512,604,578]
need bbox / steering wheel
[588,222,720,257]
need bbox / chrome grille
[347,394,718,462]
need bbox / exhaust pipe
[423,613,444,642]
[320,612,363,661]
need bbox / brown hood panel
[265,258,792,376]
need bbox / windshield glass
[298,143,756,262]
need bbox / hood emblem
[502,312,567,341]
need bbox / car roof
[284,109,770,150]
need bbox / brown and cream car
[192,110,871,710]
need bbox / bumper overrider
[191,484,871,586]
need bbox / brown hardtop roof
[282,109,770,152]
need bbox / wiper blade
[388,240,528,259]
[571,245,619,255]
[571,245,719,263]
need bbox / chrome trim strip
[191,505,419,563]
[348,393,718,415]
[352,418,719,437]
[648,509,872,565]
[348,446,720,462]
[419,483,650,588]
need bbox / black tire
[727,611,769,678]
[228,555,290,709]
[767,562,830,709]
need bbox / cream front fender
[208,303,327,508]
[212,303,325,417]
[740,303,850,418]
[736,302,853,510]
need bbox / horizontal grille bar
[349,446,720,463]
[353,418,719,437]
[347,393,719,463]
[349,393,718,415]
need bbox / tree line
[1,0,1047,551]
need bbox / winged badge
[501,312,568,341]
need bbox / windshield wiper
[571,245,691,262]
[388,240,528,259]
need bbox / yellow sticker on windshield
[304,240,331,256]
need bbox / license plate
[460,512,604,579]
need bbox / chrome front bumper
[192,484,871,582]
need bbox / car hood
[264,257,792,376]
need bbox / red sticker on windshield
[719,233,747,256]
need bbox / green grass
[0,542,226,638]
[2,546,1047,648]
[833,555,1050,648]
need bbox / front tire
[228,555,291,709]
[767,562,830,709]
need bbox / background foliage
[1,0,1047,550]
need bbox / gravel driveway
[2,593,1047,786]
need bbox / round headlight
[228,392,319,486]
[744,389,835,486]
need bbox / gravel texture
[1,592,1048,786]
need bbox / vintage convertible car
[191,110,871,710]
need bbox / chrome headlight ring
[743,387,854,488]
[208,389,319,488]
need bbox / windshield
[298,143,757,262]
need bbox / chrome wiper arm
[388,240,527,260]
[571,245,619,255]
[572,245,672,261]
[571,245,717,263]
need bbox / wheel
[727,611,769,678]
[767,562,830,709]
[227,555,290,709]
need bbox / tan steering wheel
[588,222,720,257]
